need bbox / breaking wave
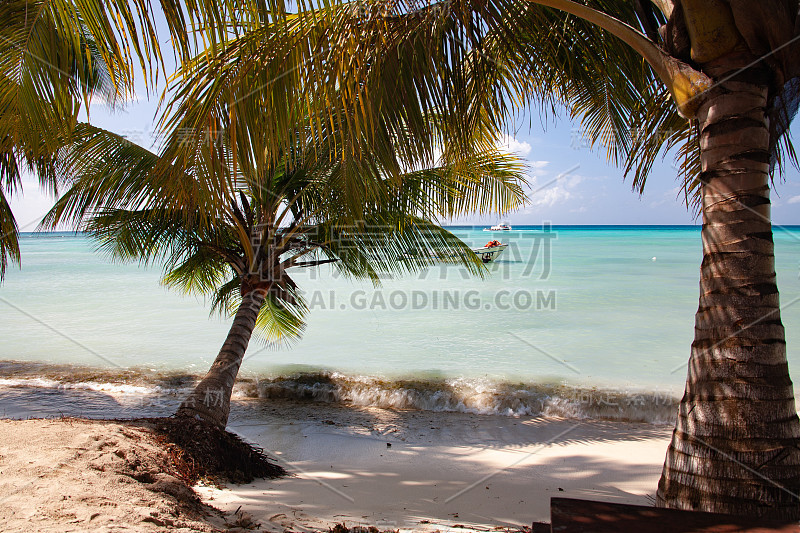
[239,373,679,424]
[0,360,679,424]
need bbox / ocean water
[2,226,799,423]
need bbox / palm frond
[489,0,694,193]
[162,247,234,296]
[41,123,226,231]
[396,147,528,219]
[83,208,197,265]
[0,188,20,278]
[0,0,163,176]
[253,284,308,346]
[157,0,511,189]
[209,276,243,316]
[0,0,165,279]
[154,0,701,206]
[302,214,484,285]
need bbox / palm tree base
[143,416,286,484]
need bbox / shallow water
[2,226,799,422]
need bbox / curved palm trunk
[175,289,266,429]
[656,80,800,518]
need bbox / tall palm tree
[149,0,800,518]
[0,0,161,278]
[506,1,800,518]
[44,118,527,429]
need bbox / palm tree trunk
[656,79,800,518]
[175,289,266,429]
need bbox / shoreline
[0,360,683,423]
[0,399,673,531]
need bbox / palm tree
[505,1,800,518]
[45,118,527,429]
[148,0,800,518]
[0,0,161,278]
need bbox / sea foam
[0,360,679,423]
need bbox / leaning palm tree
[0,0,161,278]
[44,118,527,429]
[151,0,800,518]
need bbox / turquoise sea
[1,225,799,423]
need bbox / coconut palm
[502,1,800,518]
[151,0,800,518]
[0,0,161,278]
[44,115,527,429]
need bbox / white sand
[0,401,673,532]
[203,400,673,531]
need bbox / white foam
[0,377,158,395]
[0,362,680,424]
[0,377,62,389]
[251,373,679,423]
[59,382,158,395]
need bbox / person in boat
[485,240,501,248]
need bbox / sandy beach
[0,418,232,532]
[0,398,673,532]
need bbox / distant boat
[485,222,512,231]
[473,241,508,263]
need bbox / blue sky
[10,66,800,229]
[473,115,800,227]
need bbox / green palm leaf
[0,188,20,278]
[0,0,163,279]
[47,112,525,344]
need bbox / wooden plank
[550,497,800,533]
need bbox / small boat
[473,240,508,263]
[404,241,507,264]
[484,222,512,231]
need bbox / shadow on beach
[216,398,672,529]
[0,384,672,530]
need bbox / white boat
[484,222,512,231]
[473,242,508,263]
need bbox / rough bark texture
[656,80,800,518]
[175,289,266,429]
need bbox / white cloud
[787,195,800,204]
[526,186,572,208]
[527,160,550,178]
[564,174,583,188]
[499,134,532,157]
[525,169,587,208]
